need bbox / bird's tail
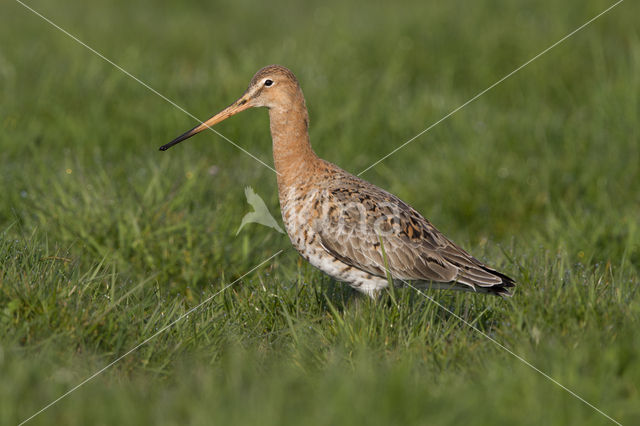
[456,265,516,297]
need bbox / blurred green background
[1,0,638,424]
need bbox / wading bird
[160,65,515,297]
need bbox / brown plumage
[161,65,516,298]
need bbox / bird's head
[160,65,302,151]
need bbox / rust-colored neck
[269,94,319,188]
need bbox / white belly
[280,188,388,297]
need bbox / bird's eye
[264,79,273,87]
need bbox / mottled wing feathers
[314,166,515,296]
[316,185,457,282]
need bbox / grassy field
[1,0,639,424]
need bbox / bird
[160,65,516,298]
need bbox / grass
[1,0,639,424]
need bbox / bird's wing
[315,184,457,282]
[315,179,511,290]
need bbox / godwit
[160,65,515,297]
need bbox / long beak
[159,95,252,151]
